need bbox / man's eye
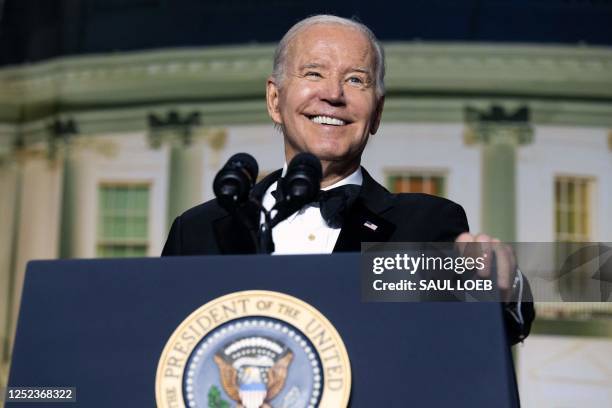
[347,76,364,84]
[305,71,322,78]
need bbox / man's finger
[455,232,473,255]
[498,244,518,302]
[495,244,513,291]
[474,234,493,278]
[456,232,473,242]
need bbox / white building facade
[1,42,611,403]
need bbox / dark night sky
[1,0,611,66]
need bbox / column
[0,154,18,382]
[8,148,64,356]
[148,111,205,229]
[59,146,79,259]
[465,106,533,241]
[4,119,75,372]
[54,118,79,259]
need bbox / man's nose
[320,78,345,105]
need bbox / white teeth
[311,115,346,126]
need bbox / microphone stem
[249,197,275,254]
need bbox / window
[553,176,595,305]
[387,172,446,197]
[555,176,592,242]
[97,183,150,257]
[537,177,608,317]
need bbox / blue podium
[8,254,518,407]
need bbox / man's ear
[369,96,385,135]
[266,77,283,124]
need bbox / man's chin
[303,143,347,159]
[310,153,361,173]
[285,141,356,167]
[308,152,349,164]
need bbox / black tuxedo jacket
[162,167,468,255]
[162,167,534,344]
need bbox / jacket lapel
[333,168,396,252]
[212,169,283,254]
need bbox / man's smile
[305,114,350,126]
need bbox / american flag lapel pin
[363,221,378,231]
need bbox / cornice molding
[0,42,611,130]
[384,42,612,99]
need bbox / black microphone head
[289,152,323,177]
[213,153,259,208]
[282,152,322,204]
[229,153,258,183]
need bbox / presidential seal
[156,290,351,408]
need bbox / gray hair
[271,15,386,98]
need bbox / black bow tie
[272,183,361,228]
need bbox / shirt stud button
[308,233,316,241]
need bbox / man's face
[266,24,384,167]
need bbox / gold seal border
[155,290,352,407]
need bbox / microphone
[213,153,259,210]
[276,152,322,215]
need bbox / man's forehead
[286,24,374,66]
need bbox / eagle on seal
[213,351,294,408]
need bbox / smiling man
[162,15,534,344]
[266,19,384,188]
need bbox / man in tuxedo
[162,15,534,344]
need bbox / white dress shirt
[261,167,363,255]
